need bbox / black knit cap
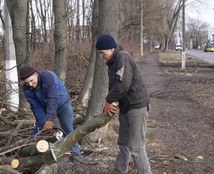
[19,66,36,80]
[96,34,117,50]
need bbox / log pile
[0,105,117,173]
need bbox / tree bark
[53,0,67,83]
[78,0,99,107]
[85,0,119,142]
[0,157,19,169]
[19,140,49,156]
[6,0,30,113]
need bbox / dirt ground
[59,50,214,174]
[140,51,214,174]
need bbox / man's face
[23,73,38,88]
[98,49,114,61]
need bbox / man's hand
[104,101,118,116]
[43,121,53,129]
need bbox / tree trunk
[85,0,119,142]
[53,0,67,83]
[4,3,19,112]
[6,0,30,113]
[78,0,99,107]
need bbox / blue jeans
[32,100,80,155]
[115,106,152,174]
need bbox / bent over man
[19,66,80,157]
[96,34,152,174]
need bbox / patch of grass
[158,50,203,64]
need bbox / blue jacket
[22,70,70,125]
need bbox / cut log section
[19,140,49,156]
[36,140,49,153]
[0,158,19,169]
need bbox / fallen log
[0,157,19,169]
[19,140,49,156]
[15,109,118,171]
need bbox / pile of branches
[0,100,115,174]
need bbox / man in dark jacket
[96,34,152,174]
[19,66,80,156]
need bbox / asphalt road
[185,49,214,64]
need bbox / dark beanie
[19,66,36,80]
[96,34,117,50]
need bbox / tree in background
[53,0,68,83]
[78,0,99,107]
[186,18,209,49]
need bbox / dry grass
[158,50,203,64]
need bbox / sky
[186,0,214,39]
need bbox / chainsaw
[34,126,66,144]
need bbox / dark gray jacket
[106,47,150,113]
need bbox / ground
[60,50,214,174]
[1,50,214,174]
[140,51,214,174]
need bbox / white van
[175,43,182,51]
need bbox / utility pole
[140,0,144,57]
[181,0,186,70]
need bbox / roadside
[141,50,214,174]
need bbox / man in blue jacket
[19,66,80,156]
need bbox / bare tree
[53,0,68,83]
[118,0,141,55]
[85,0,119,142]
[76,0,80,41]
[34,0,52,43]
[66,1,74,43]
[186,18,209,49]
[161,0,182,52]
[78,0,98,107]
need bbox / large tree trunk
[6,0,30,114]
[85,0,119,142]
[5,3,19,112]
[53,0,67,83]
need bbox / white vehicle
[175,43,182,51]
[154,44,160,49]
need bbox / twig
[0,165,21,174]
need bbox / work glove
[43,121,53,130]
[104,101,118,117]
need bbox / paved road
[186,49,214,64]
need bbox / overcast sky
[186,0,214,39]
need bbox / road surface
[186,49,214,64]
